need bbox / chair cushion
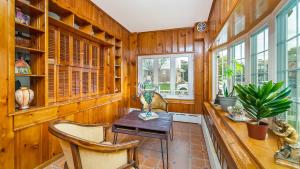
[54,123,104,142]
[79,148,129,169]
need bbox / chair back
[140,92,168,112]
[49,120,139,169]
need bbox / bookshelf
[10,0,123,114]
[14,0,46,112]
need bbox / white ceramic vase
[15,87,34,110]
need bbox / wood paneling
[1,0,131,168]
[0,0,14,167]
[129,28,205,114]
[137,28,195,55]
[208,0,281,49]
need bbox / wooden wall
[1,0,132,168]
[129,28,206,114]
[0,0,14,168]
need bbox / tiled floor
[44,122,210,169]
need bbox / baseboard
[201,117,222,169]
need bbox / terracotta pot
[246,121,268,140]
[15,87,34,110]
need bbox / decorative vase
[247,121,269,140]
[219,96,237,111]
[15,87,34,110]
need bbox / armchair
[48,120,139,169]
[140,92,168,113]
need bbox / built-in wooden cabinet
[14,0,46,112]
[10,0,123,114]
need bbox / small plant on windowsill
[235,81,292,140]
[219,67,238,111]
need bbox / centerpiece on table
[139,90,159,121]
[235,81,292,140]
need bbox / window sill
[204,102,287,169]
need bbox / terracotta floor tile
[43,122,211,169]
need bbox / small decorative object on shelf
[15,86,34,110]
[219,66,237,111]
[235,81,293,140]
[272,118,298,146]
[226,104,249,122]
[15,31,34,48]
[15,7,30,25]
[15,57,32,74]
[274,143,300,169]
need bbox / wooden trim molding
[203,102,287,169]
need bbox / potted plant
[219,67,237,111]
[235,81,292,140]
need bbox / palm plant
[235,81,292,124]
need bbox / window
[277,0,300,132]
[138,54,194,99]
[216,49,228,92]
[232,42,245,85]
[251,27,269,85]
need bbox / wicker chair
[140,92,168,113]
[48,120,139,169]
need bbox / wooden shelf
[15,22,44,34]
[15,0,44,16]
[115,77,121,79]
[115,65,121,67]
[15,45,45,53]
[14,105,45,115]
[15,74,45,77]
[49,16,114,46]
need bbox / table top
[112,111,173,132]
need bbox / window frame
[231,41,246,85]
[137,53,194,100]
[277,0,300,132]
[251,26,269,85]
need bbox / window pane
[257,53,265,74]
[287,38,297,70]
[288,70,297,101]
[265,29,269,49]
[287,6,297,39]
[158,58,171,94]
[287,103,297,129]
[142,59,154,90]
[235,44,241,60]
[257,31,265,53]
[175,57,189,95]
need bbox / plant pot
[246,121,269,140]
[219,96,237,111]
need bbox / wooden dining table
[112,110,173,169]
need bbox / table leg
[113,133,118,144]
[160,139,165,169]
[170,123,174,141]
[166,138,169,169]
